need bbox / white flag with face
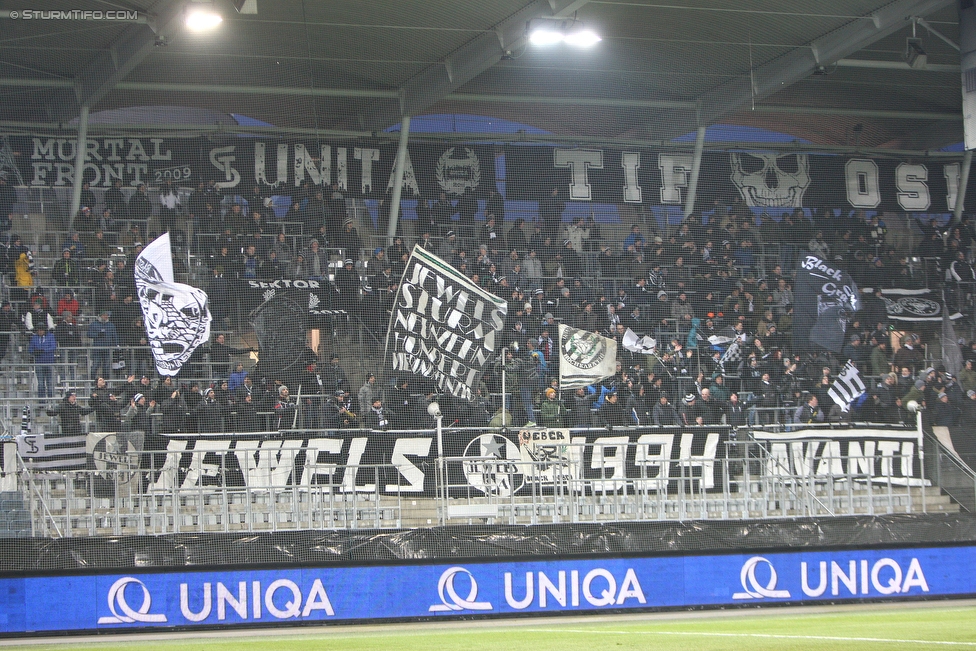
[135,233,212,376]
[558,324,618,389]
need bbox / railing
[0,421,958,538]
[925,429,976,513]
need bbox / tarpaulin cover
[3,514,975,574]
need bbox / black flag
[792,254,859,353]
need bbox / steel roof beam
[72,0,184,111]
[364,0,590,130]
[697,0,955,126]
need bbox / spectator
[46,391,94,438]
[364,398,393,430]
[28,324,57,401]
[87,309,119,380]
[794,394,825,424]
[0,172,16,231]
[539,387,568,427]
[127,183,153,223]
[652,394,680,426]
[623,224,646,251]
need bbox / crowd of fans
[2,177,976,444]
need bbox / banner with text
[385,246,507,401]
[11,135,968,214]
[0,544,965,632]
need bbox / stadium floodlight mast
[527,18,601,48]
[185,2,223,31]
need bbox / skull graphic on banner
[730,152,811,208]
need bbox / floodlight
[564,28,601,48]
[185,3,223,31]
[905,37,927,69]
[530,28,565,46]
[527,17,600,48]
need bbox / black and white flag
[719,341,741,373]
[793,255,859,353]
[622,328,656,354]
[828,361,867,412]
[386,246,507,401]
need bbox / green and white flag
[558,324,617,389]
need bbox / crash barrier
[0,542,968,634]
[2,422,962,538]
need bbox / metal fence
[1,419,964,539]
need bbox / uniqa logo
[428,567,493,612]
[732,556,792,600]
[98,577,168,624]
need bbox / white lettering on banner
[180,579,334,621]
[247,279,321,289]
[554,149,604,200]
[336,147,348,191]
[590,436,629,494]
[385,147,420,195]
[800,255,844,280]
[801,558,928,597]
[210,146,241,189]
[764,440,920,484]
[945,163,963,212]
[679,432,720,490]
[294,144,330,187]
[504,568,646,610]
[634,433,674,491]
[302,438,344,488]
[387,438,432,493]
[895,162,931,211]
[658,153,693,204]
[29,137,174,187]
[390,249,507,401]
[845,159,881,208]
[354,147,380,194]
[621,152,642,203]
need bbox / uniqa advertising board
[0,545,971,633]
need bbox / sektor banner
[0,544,968,633]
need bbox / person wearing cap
[438,230,458,260]
[652,394,680,426]
[933,390,959,426]
[538,387,567,428]
[334,256,361,320]
[28,324,57,401]
[677,392,700,426]
[336,217,362,254]
[365,397,393,431]
[120,392,151,453]
[87,310,119,380]
[558,238,583,278]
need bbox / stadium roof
[0,0,965,153]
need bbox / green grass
[5,603,976,651]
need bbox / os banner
[0,544,967,633]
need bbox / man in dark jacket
[597,391,631,427]
[46,392,94,437]
[194,388,225,433]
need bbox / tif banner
[792,254,859,354]
[0,544,966,632]
[385,246,507,401]
[751,428,926,486]
[558,324,618,389]
[135,233,211,376]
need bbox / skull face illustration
[135,252,211,375]
[730,152,811,208]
